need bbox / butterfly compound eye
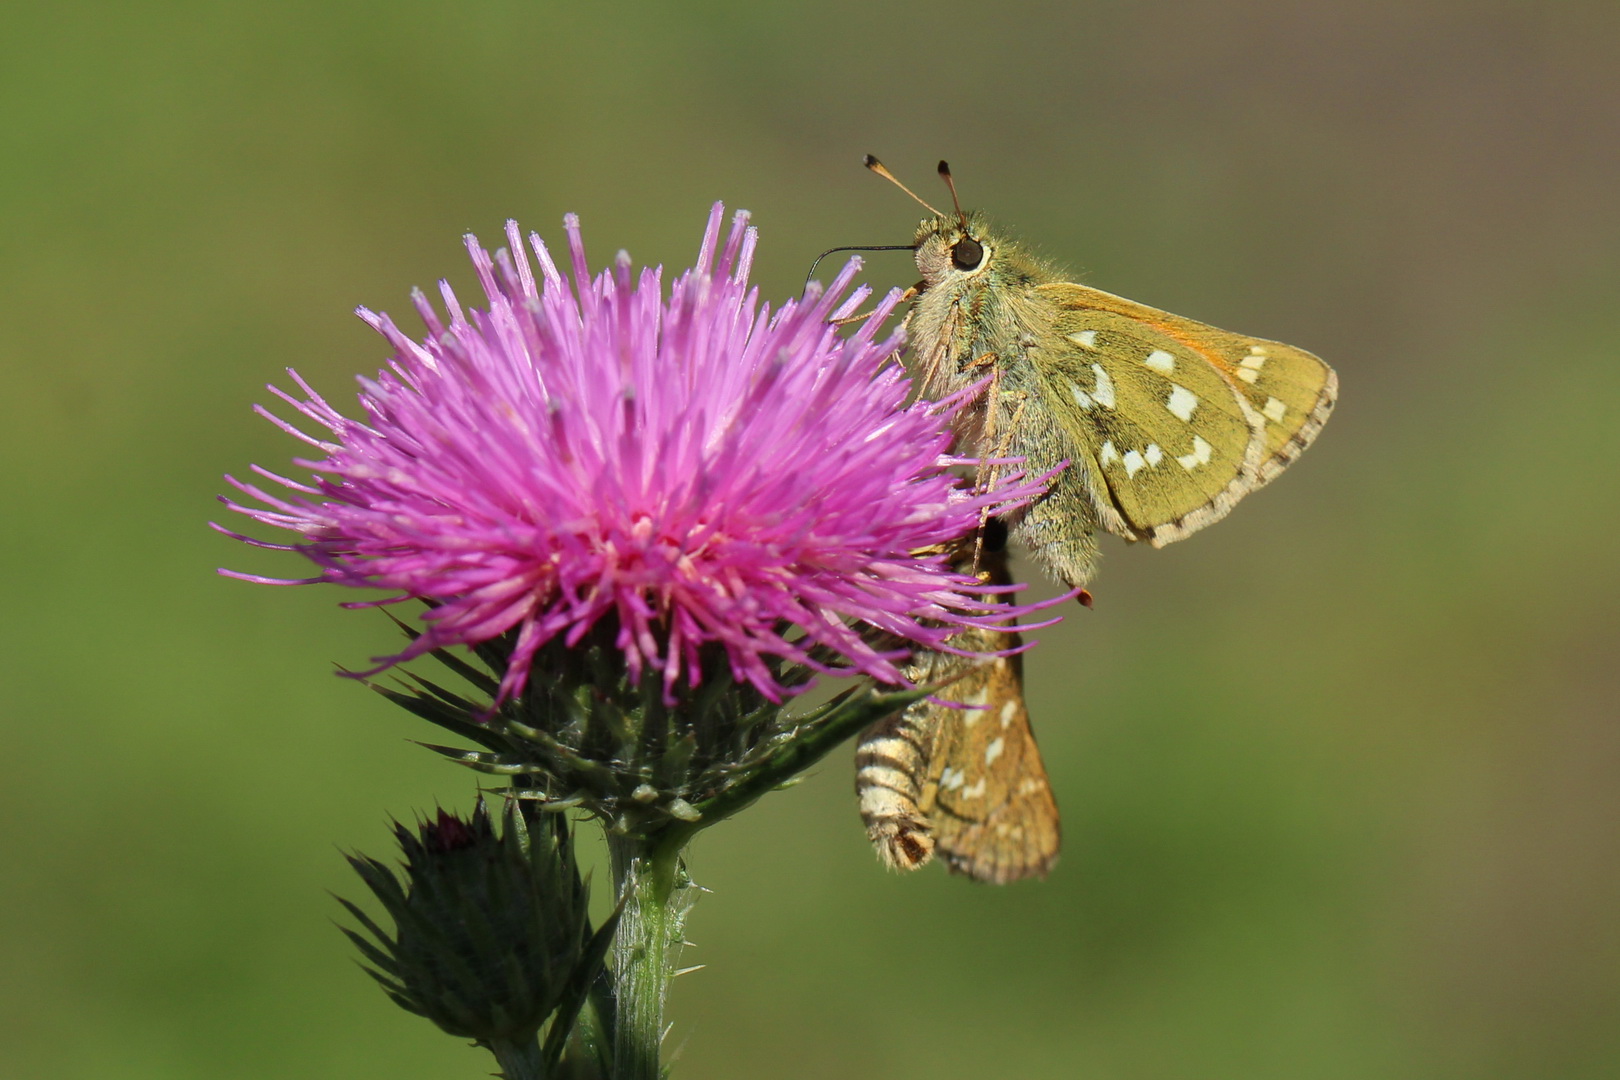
[951,237,984,271]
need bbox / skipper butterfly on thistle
[855,157,1337,882]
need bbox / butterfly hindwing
[924,627,1060,883]
[856,546,1059,884]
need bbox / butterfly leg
[968,353,1004,491]
[972,385,1029,571]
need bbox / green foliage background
[4,2,1617,1077]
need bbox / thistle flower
[218,204,1048,709]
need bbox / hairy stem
[607,832,691,1080]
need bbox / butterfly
[854,157,1337,881]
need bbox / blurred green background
[4,2,1618,1077]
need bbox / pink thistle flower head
[219,204,1049,708]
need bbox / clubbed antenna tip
[863,154,946,218]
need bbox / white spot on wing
[1069,330,1098,349]
[984,737,1005,765]
[1144,349,1175,372]
[1263,396,1287,422]
[999,701,1017,728]
[1166,384,1199,422]
[1237,368,1260,384]
[1145,443,1163,466]
[958,685,989,726]
[1100,440,1120,466]
[1065,378,1093,408]
[1123,449,1145,476]
[940,766,964,791]
[1090,364,1116,409]
[961,777,987,799]
[1176,435,1213,470]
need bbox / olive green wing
[1032,281,1335,546]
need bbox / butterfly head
[912,212,996,291]
[864,155,1003,293]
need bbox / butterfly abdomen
[856,708,938,871]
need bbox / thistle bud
[337,798,616,1064]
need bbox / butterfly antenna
[937,160,968,226]
[806,244,917,284]
[864,154,946,218]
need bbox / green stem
[607,832,690,1080]
[487,1034,545,1080]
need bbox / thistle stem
[487,1034,545,1080]
[607,831,690,1080]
